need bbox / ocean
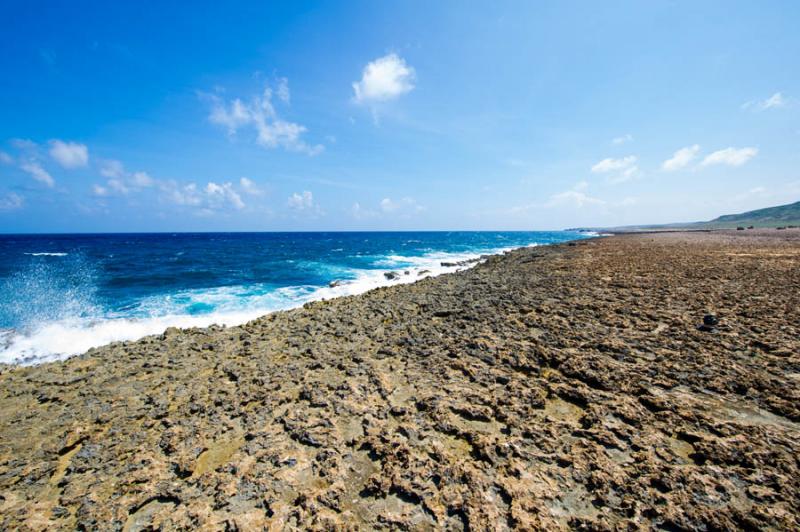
[0,231,589,364]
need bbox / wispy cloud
[93,159,154,196]
[353,53,416,104]
[239,177,263,196]
[160,181,203,207]
[591,156,636,173]
[661,145,700,171]
[159,180,247,212]
[205,79,323,155]
[351,202,378,220]
[49,140,89,168]
[91,159,249,214]
[380,196,423,216]
[20,161,55,187]
[131,171,154,187]
[350,197,423,220]
[0,192,24,211]
[99,159,125,178]
[205,182,245,210]
[546,181,605,208]
[275,77,290,104]
[701,147,758,167]
[612,134,633,145]
[591,155,639,183]
[742,92,786,111]
[288,190,315,210]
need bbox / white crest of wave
[0,244,539,365]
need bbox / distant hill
[569,200,800,232]
[711,200,800,225]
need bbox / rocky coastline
[1,230,799,530]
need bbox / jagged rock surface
[1,230,799,530]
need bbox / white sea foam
[0,245,535,365]
[24,252,68,257]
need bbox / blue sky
[1,1,798,232]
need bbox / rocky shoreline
[1,230,799,530]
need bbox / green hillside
[569,199,800,232]
[711,200,800,226]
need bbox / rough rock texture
[1,230,799,530]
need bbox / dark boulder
[698,314,719,332]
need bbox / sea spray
[0,231,588,364]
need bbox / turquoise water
[0,231,589,364]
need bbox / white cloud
[380,198,399,212]
[351,197,423,219]
[742,92,786,111]
[161,181,203,207]
[608,166,640,184]
[612,134,633,145]
[591,155,637,173]
[94,161,155,197]
[701,147,758,167]
[239,177,263,195]
[276,77,290,104]
[131,171,154,187]
[107,179,130,194]
[662,145,700,171]
[0,151,13,164]
[546,181,605,208]
[288,190,314,210]
[49,140,89,168]
[591,155,638,183]
[352,53,415,104]
[159,180,246,212]
[20,161,55,187]
[206,182,245,210]
[0,192,23,211]
[351,202,378,220]
[99,159,125,178]
[206,81,323,156]
[11,138,37,151]
[380,196,423,215]
[210,97,253,134]
[762,92,785,109]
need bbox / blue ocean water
[0,231,588,364]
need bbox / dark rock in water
[404,270,410,275]
[418,270,430,276]
[737,227,745,231]
[440,262,457,267]
[329,280,344,288]
[384,271,400,280]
